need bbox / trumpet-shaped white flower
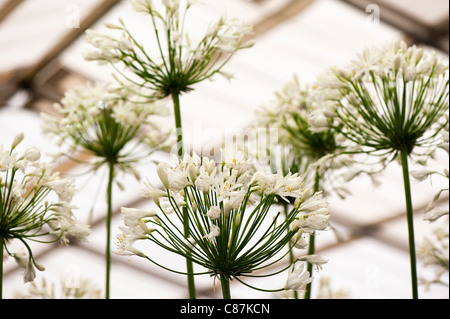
[410,168,438,181]
[251,171,305,201]
[121,207,158,226]
[295,191,328,212]
[297,254,329,272]
[285,263,314,292]
[195,171,216,193]
[0,145,12,172]
[131,0,154,13]
[291,212,330,233]
[115,224,148,257]
[140,179,168,206]
[45,178,77,203]
[290,231,308,249]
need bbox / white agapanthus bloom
[84,0,254,101]
[311,39,449,300]
[115,148,330,298]
[309,40,449,160]
[297,254,329,272]
[410,168,440,182]
[0,133,90,284]
[130,0,154,13]
[285,263,314,292]
[41,82,171,176]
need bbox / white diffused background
[0,0,448,299]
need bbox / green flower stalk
[0,133,90,299]
[312,40,449,299]
[84,0,254,298]
[255,75,358,298]
[114,150,330,299]
[41,82,170,299]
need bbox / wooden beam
[251,0,316,37]
[21,0,122,84]
[0,0,122,106]
[0,0,25,24]
[338,0,449,53]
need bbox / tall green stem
[283,202,298,299]
[220,275,231,299]
[105,161,114,299]
[172,92,184,159]
[304,168,320,299]
[400,147,419,299]
[172,92,197,299]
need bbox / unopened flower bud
[34,261,46,272]
[11,132,24,150]
[139,219,155,235]
[294,197,301,209]
[393,55,402,73]
[157,163,169,189]
[20,146,41,161]
[234,213,241,227]
[104,22,123,30]
[188,164,198,183]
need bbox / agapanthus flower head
[115,148,330,294]
[313,40,449,300]
[41,82,171,176]
[84,0,254,101]
[0,133,90,283]
[312,40,449,162]
[284,262,314,292]
[256,75,346,162]
[254,75,361,196]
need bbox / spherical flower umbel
[0,133,90,287]
[41,82,171,175]
[312,40,449,299]
[256,75,346,163]
[285,263,313,292]
[115,149,330,298]
[84,0,255,101]
[313,40,449,161]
